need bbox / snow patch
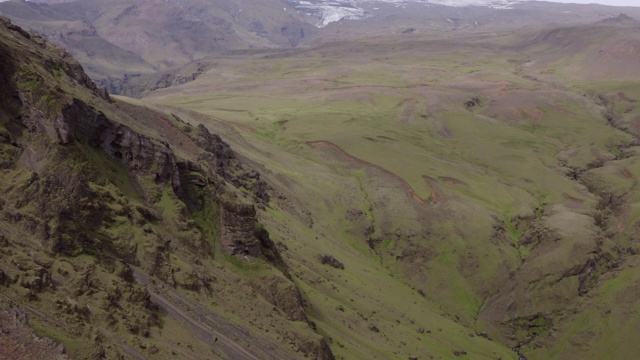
[292,1,369,27]
[288,0,530,27]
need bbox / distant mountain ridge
[0,0,317,79]
[2,0,640,93]
[287,0,529,27]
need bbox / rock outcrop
[0,308,68,360]
[219,199,261,256]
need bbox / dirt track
[132,268,265,360]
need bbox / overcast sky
[0,0,637,7]
[543,0,637,5]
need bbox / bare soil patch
[307,140,429,204]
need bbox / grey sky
[0,0,636,7]
[545,0,638,6]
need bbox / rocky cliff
[0,17,333,360]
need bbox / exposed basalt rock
[175,160,211,211]
[464,96,483,110]
[59,97,182,189]
[60,98,109,145]
[195,124,234,174]
[101,124,180,187]
[100,282,159,335]
[2,19,101,102]
[0,128,20,169]
[562,250,619,296]
[100,61,213,98]
[0,307,68,360]
[254,224,286,268]
[195,124,270,203]
[21,94,188,204]
[176,269,214,294]
[19,166,104,254]
[58,103,278,261]
[217,199,287,268]
[508,314,549,354]
[319,254,345,270]
[148,238,173,283]
[318,339,336,360]
[20,267,53,292]
[51,54,100,98]
[297,337,336,360]
[135,205,160,223]
[0,234,8,248]
[219,199,261,256]
[519,221,557,247]
[253,275,308,322]
[576,259,597,296]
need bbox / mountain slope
[0,17,334,360]
[0,0,317,82]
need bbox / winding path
[132,269,264,360]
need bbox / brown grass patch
[306,140,429,204]
[619,168,634,179]
[423,176,445,204]
[438,176,466,185]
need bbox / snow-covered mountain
[411,0,524,7]
[358,0,525,6]
[293,1,369,27]
[290,0,529,27]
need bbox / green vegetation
[140,21,640,359]
[5,6,640,360]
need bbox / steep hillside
[0,17,334,360]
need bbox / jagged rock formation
[100,61,215,98]
[219,200,262,256]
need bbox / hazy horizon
[0,0,638,6]
[547,0,638,6]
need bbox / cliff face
[0,17,333,360]
[219,200,262,256]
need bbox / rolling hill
[139,12,640,360]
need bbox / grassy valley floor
[138,25,640,359]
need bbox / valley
[2,1,640,360]
[138,18,640,359]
